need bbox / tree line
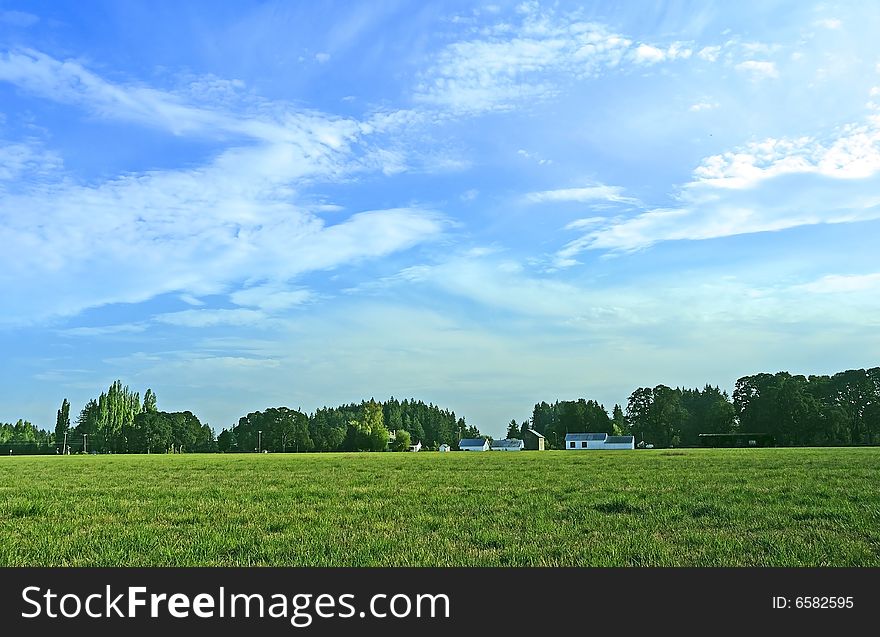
[218,397,480,453]
[521,367,880,448]
[2,367,878,455]
[2,382,482,454]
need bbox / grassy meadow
[1,448,879,566]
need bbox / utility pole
[83,433,88,454]
[62,431,68,455]
[258,430,262,453]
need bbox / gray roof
[565,433,608,441]
[459,438,487,446]
[605,435,634,444]
[525,428,544,438]
[490,438,524,448]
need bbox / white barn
[439,444,451,452]
[490,438,525,451]
[603,435,635,450]
[565,433,635,450]
[459,438,490,451]
[565,433,608,450]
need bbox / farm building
[603,435,635,450]
[565,433,608,450]
[564,433,634,450]
[490,438,525,451]
[524,428,545,451]
[459,438,490,451]
[408,441,422,452]
[439,444,451,452]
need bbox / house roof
[490,438,524,448]
[565,433,607,441]
[459,438,487,446]
[525,428,544,438]
[605,435,634,444]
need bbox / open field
[1,448,879,566]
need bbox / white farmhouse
[490,438,525,451]
[408,441,422,452]
[564,433,635,450]
[439,444,451,452]
[458,438,490,451]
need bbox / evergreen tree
[54,398,70,447]
[611,403,627,436]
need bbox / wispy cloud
[815,18,842,30]
[154,309,268,328]
[525,185,639,205]
[0,10,38,27]
[230,285,314,311]
[697,46,721,62]
[517,148,551,165]
[555,113,880,254]
[735,60,779,80]
[413,5,655,114]
[59,323,148,337]
[797,272,880,294]
[0,49,373,145]
[0,50,448,326]
[0,139,62,182]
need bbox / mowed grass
[1,448,879,566]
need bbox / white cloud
[179,294,205,306]
[631,42,691,65]
[0,49,361,143]
[525,185,639,205]
[798,273,880,294]
[315,52,331,63]
[0,140,62,181]
[391,256,631,321]
[693,120,880,187]
[815,18,842,30]
[0,51,448,326]
[413,6,644,113]
[517,148,551,165]
[564,217,605,230]
[230,285,313,311]
[735,60,778,80]
[59,323,148,337]
[632,44,666,65]
[697,46,721,62]
[666,43,692,60]
[154,309,268,328]
[689,101,718,112]
[555,114,880,254]
[413,4,712,115]
[354,251,880,339]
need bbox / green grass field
[1,448,879,566]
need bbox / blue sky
[2,1,880,437]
